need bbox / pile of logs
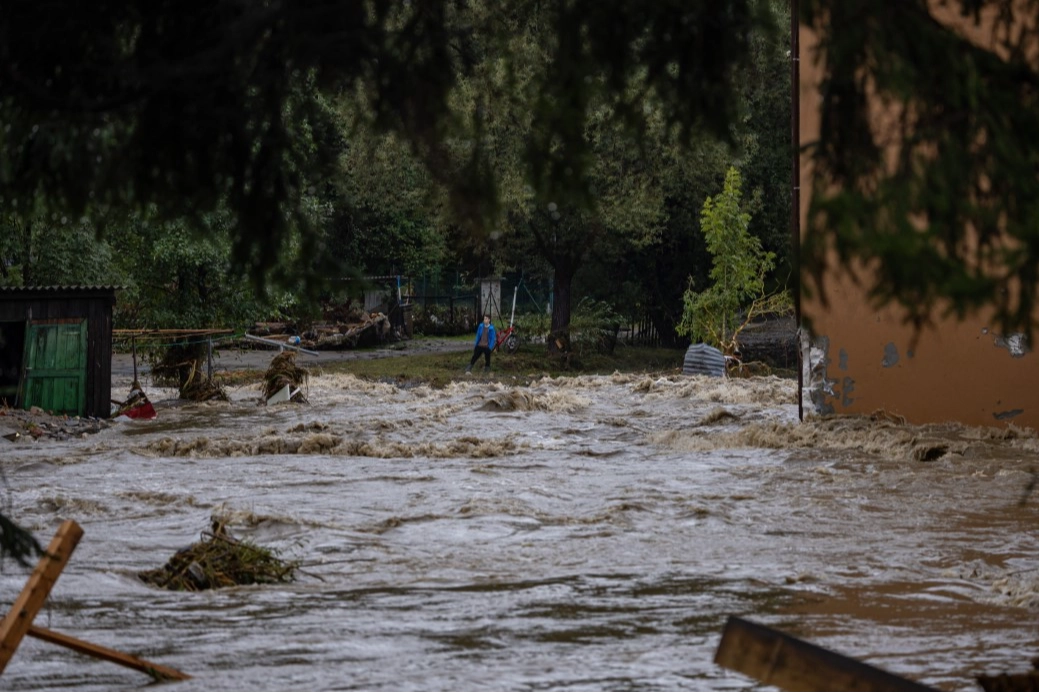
[250,306,393,351]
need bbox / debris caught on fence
[150,344,228,402]
[138,519,298,591]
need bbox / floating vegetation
[138,519,298,591]
[262,351,309,404]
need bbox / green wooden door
[22,320,87,416]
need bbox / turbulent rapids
[2,371,1039,690]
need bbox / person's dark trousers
[469,346,492,368]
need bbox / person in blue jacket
[465,314,496,373]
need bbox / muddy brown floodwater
[2,369,1039,691]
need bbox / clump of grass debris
[261,351,309,403]
[138,518,298,591]
[151,344,228,402]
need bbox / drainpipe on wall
[791,0,802,421]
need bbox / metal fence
[407,295,479,336]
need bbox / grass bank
[311,342,688,388]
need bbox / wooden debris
[179,360,228,402]
[246,302,393,351]
[714,616,934,692]
[28,625,189,681]
[138,520,298,591]
[307,312,391,350]
[978,658,1039,691]
[151,344,227,402]
[0,520,189,681]
[0,520,83,672]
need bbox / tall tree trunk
[549,267,573,353]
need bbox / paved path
[111,338,470,380]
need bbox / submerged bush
[139,520,298,591]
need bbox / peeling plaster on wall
[994,333,1030,358]
[994,408,1024,421]
[841,376,855,407]
[801,331,836,415]
[882,342,900,368]
[838,348,848,371]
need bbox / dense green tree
[0,216,114,287]
[677,167,789,353]
[0,0,774,291]
[328,125,448,280]
[600,140,732,346]
[107,213,277,329]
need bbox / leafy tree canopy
[677,167,789,353]
[0,0,775,292]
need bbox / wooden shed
[0,286,118,419]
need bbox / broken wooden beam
[0,519,83,673]
[714,616,935,692]
[27,625,190,681]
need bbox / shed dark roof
[0,286,122,303]
[0,286,122,293]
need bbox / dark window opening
[0,321,26,405]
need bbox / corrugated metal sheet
[683,343,726,377]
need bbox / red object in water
[120,401,157,420]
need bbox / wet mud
[1,371,1038,690]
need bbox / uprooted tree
[677,167,791,355]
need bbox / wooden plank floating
[0,519,83,673]
[27,625,190,681]
[714,616,935,692]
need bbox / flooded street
[3,370,1039,691]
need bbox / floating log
[714,616,934,692]
[976,655,1039,691]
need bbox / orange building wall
[798,16,1039,429]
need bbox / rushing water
[2,369,1039,691]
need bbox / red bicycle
[495,287,520,354]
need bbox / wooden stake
[0,519,83,673]
[714,616,934,692]
[27,625,190,681]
